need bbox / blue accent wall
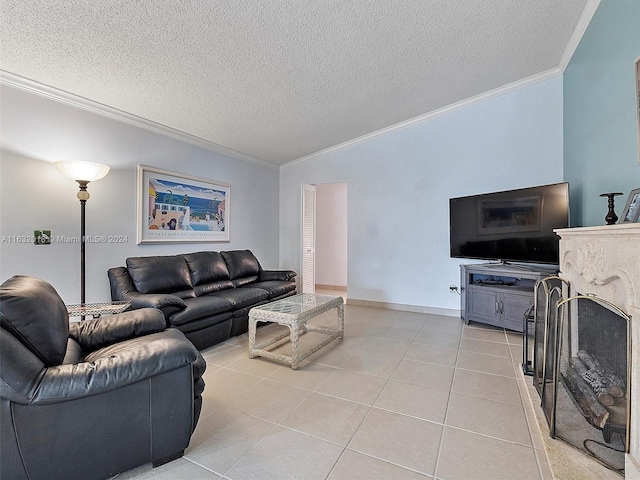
[564,0,640,226]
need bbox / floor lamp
[56,161,110,304]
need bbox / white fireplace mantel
[555,223,640,476]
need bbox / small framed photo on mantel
[137,165,230,244]
[619,188,640,223]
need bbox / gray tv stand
[460,263,557,332]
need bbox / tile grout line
[432,318,465,479]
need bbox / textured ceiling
[1,0,592,166]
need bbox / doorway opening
[301,182,347,300]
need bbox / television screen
[449,182,569,265]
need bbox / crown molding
[558,0,600,72]
[0,71,279,170]
[283,67,563,169]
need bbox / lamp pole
[55,161,109,305]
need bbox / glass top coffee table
[248,293,344,369]
[66,301,131,319]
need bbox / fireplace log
[577,350,626,398]
[569,357,615,406]
[565,366,609,429]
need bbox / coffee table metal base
[248,294,344,369]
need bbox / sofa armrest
[259,270,297,282]
[31,329,198,405]
[124,291,186,311]
[68,308,166,352]
[108,266,186,319]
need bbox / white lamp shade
[55,161,110,182]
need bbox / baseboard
[345,297,460,318]
[315,284,347,291]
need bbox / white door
[302,184,316,294]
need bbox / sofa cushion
[175,312,233,334]
[250,280,296,299]
[169,296,235,326]
[184,251,234,295]
[209,287,269,309]
[127,255,193,295]
[0,275,69,366]
[221,250,261,287]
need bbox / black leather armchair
[0,275,206,480]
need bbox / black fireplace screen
[533,275,567,424]
[552,295,630,474]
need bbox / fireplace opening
[552,294,631,474]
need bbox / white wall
[315,182,347,287]
[280,76,565,312]
[0,85,280,304]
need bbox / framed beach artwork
[137,165,230,244]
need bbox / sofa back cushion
[0,275,69,366]
[184,251,234,296]
[127,255,193,296]
[221,250,260,287]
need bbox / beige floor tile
[436,426,541,480]
[373,379,449,423]
[394,315,428,331]
[456,350,517,377]
[225,354,284,377]
[232,379,310,423]
[507,330,525,346]
[224,333,249,347]
[348,409,442,476]
[412,328,461,349]
[201,343,247,366]
[340,351,402,378]
[112,458,220,479]
[371,325,420,343]
[358,336,412,357]
[510,343,525,363]
[306,342,355,367]
[421,314,463,329]
[266,360,337,390]
[185,406,275,474]
[445,392,532,445]
[328,450,431,479]
[459,337,512,357]
[226,426,343,479]
[281,393,370,446]
[404,342,458,367]
[463,324,508,343]
[316,368,388,405]
[197,392,222,421]
[200,367,262,405]
[392,358,454,392]
[535,448,554,480]
[452,369,522,405]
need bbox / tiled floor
[115,300,553,480]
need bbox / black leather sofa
[108,249,297,350]
[0,275,206,480]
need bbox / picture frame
[619,188,640,223]
[477,196,541,235]
[137,165,230,244]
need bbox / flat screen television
[449,182,569,265]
